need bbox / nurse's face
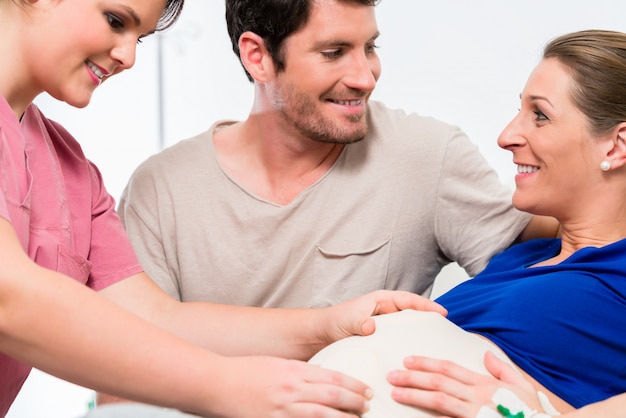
[22,0,165,108]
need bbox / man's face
[268,0,381,144]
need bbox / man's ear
[238,32,275,83]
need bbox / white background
[8,1,625,416]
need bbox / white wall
[7,1,625,416]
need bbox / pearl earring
[600,160,611,171]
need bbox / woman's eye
[533,110,549,121]
[105,13,124,29]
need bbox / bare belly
[309,310,572,417]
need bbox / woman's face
[497,58,608,221]
[22,0,165,108]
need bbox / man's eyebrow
[311,39,351,49]
[312,31,381,49]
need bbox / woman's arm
[387,351,574,417]
[390,352,626,418]
[0,218,375,417]
[564,393,626,418]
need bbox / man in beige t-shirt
[119,0,554,310]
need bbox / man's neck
[213,119,345,205]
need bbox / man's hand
[318,290,447,344]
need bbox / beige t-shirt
[119,101,529,307]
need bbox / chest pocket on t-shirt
[29,226,93,285]
[313,234,391,307]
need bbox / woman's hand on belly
[387,351,573,417]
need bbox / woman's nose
[497,114,526,151]
[110,36,138,71]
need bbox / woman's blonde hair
[544,30,626,135]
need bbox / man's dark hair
[225,0,379,81]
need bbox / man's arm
[99,272,447,360]
[517,215,560,242]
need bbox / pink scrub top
[0,95,144,416]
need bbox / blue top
[436,238,626,408]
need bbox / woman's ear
[238,32,275,83]
[605,123,626,169]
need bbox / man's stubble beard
[278,86,369,144]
